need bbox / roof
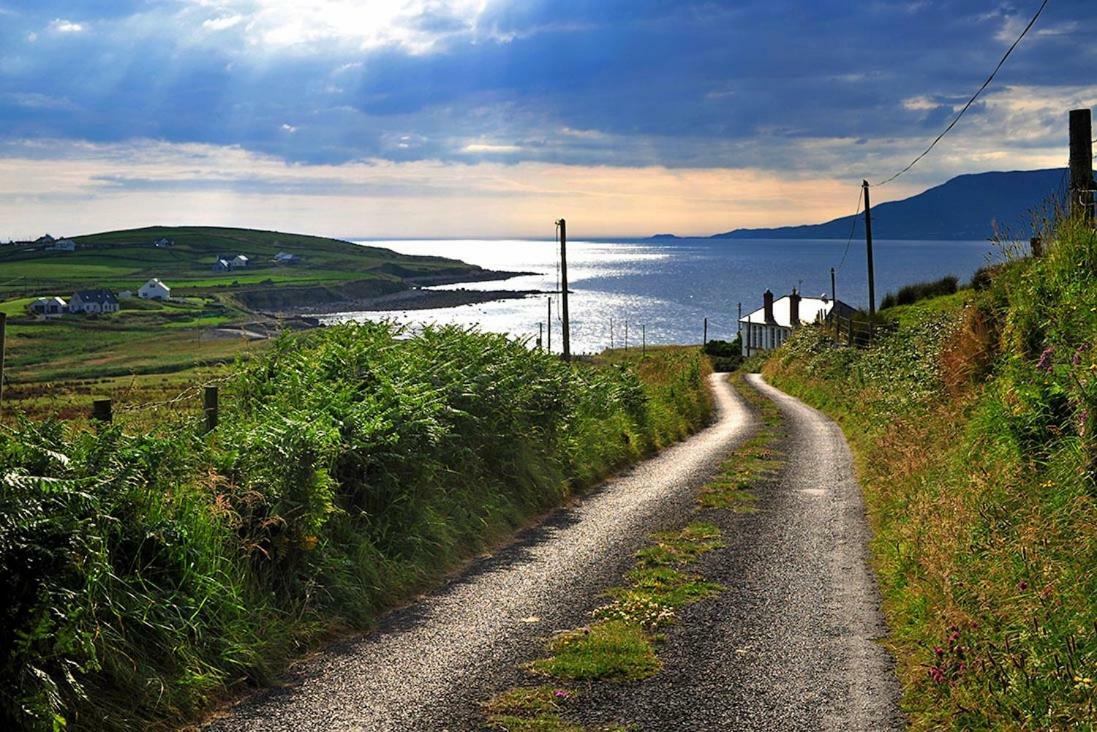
[73,289,118,304]
[32,296,66,305]
[740,294,851,328]
[142,278,169,288]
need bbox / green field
[0,226,487,411]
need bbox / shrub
[880,275,959,310]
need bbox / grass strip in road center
[481,372,788,731]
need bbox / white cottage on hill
[30,296,67,317]
[739,289,855,356]
[138,278,171,300]
[69,289,120,314]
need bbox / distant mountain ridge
[706,169,1070,240]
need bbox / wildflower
[1073,344,1088,365]
[1037,346,1054,373]
[1018,580,1028,591]
[553,689,571,700]
[934,647,944,658]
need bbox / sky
[0,0,1094,239]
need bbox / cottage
[213,254,249,271]
[231,254,249,268]
[35,234,56,246]
[153,237,173,248]
[138,278,171,300]
[29,296,67,317]
[273,251,301,264]
[50,239,76,252]
[69,289,120,314]
[739,289,854,356]
[212,258,231,272]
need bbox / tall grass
[0,324,711,730]
[764,216,1096,729]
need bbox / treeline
[0,324,712,730]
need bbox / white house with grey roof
[138,278,171,300]
[739,289,855,356]
[69,289,120,314]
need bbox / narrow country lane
[206,373,753,732]
[578,373,904,731]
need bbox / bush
[880,275,959,310]
[0,325,712,730]
[703,337,742,372]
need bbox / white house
[213,254,249,271]
[274,251,301,264]
[739,289,855,356]
[29,296,67,317]
[231,254,249,268]
[50,239,76,252]
[69,289,120,314]
[138,278,171,300]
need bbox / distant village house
[273,251,301,264]
[69,289,120,315]
[153,237,174,248]
[50,238,77,252]
[739,289,854,356]
[29,296,67,317]
[213,254,250,271]
[138,278,171,300]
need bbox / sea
[327,238,1000,355]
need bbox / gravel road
[576,373,904,731]
[205,373,753,732]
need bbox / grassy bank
[0,325,711,731]
[764,218,1096,729]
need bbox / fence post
[847,317,854,347]
[1069,108,1094,223]
[92,398,113,423]
[203,386,219,433]
[0,312,6,418]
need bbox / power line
[873,0,1050,186]
[836,186,864,273]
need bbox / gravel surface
[204,373,752,732]
[577,373,904,731]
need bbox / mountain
[710,168,1070,240]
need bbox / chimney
[763,289,775,324]
[790,289,801,327]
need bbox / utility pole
[1069,109,1094,223]
[737,303,742,335]
[556,219,571,361]
[547,296,552,354]
[703,317,708,346]
[538,321,543,351]
[831,267,839,343]
[610,317,614,350]
[642,324,646,357]
[862,180,877,319]
[624,322,629,351]
[745,314,751,357]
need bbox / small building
[273,251,301,265]
[138,278,171,300]
[35,234,56,246]
[231,254,249,268]
[212,258,231,272]
[69,289,120,315]
[739,289,855,356]
[213,254,249,271]
[50,238,76,252]
[153,237,173,248]
[29,296,67,317]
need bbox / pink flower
[1018,580,1028,591]
[1037,347,1054,372]
[553,689,570,699]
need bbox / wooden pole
[547,296,552,354]
[746,315,751,357]
[703,317,708,346]
[624,321,628,351]
[863,180,877,319]
[610,316,614,350]
[92,398,112,423]
[556,219,571,361]
[0,312,6,418]
[831,267,838,344]
[538,322,543,350]
[203,386,219,433]
[1069,109,1094,223]
[642,324,646,357]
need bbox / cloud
[202,15,245,31]
[48,18,84,33]
[463,143,522,154]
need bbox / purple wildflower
[1018,580,1028,591]
[1037,347,1054,373]
[553,689,570,700]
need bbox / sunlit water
[325,238,999,354]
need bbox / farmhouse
[153,238,173,248]
[213,254,249,271]
[739,289,855,356]
[138,278,171,300]
[50,239,77,252]
[274,251,301,264]
[29,296,67,317]
[69,289,120,315]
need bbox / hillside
[710,168,1070,240]
[0,225,500,306]
[763,215,1096,727]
